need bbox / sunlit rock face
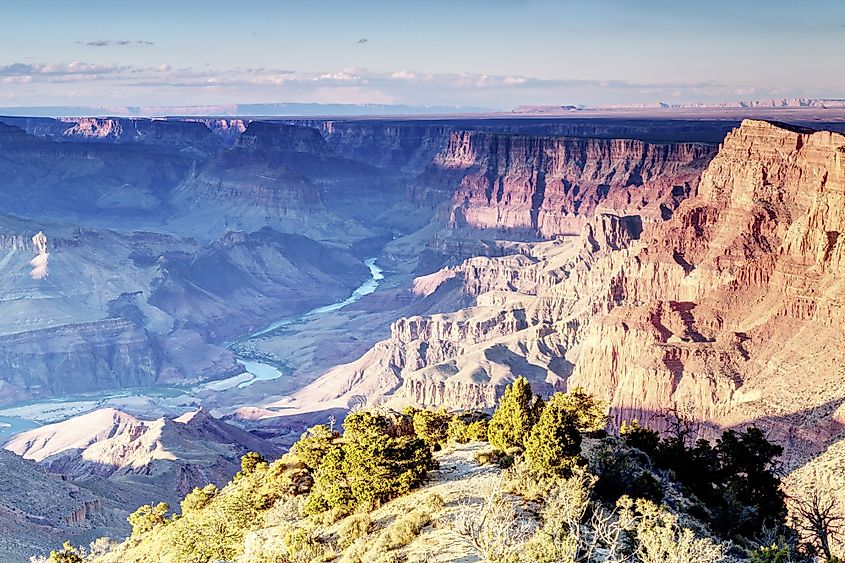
[5,407,281,498]
[296,120,845,474]
[416,130,715,237]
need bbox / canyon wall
[413,131,714,237]
[295,120,845,471]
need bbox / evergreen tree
[48,542,83,563]
[488,376,540,452]
[291,424,339,471]
[524,392,582,476]
[128,502,170,537]
[413,408,451,449]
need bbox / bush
[488,376,541,452]
[382,509,432,550]
[284,527,331,562]
[473,449,498,465]
[590,441,663,503]
[47,543,83,563]
[128,502,170,537]
[237,451,268,479]
[447,417,470,444]
[291,424,339,471]
[634,498,728,563]
[412,408,451,449]
[555,387,607,432]
[621,418,660,455]
[180,484,219,514]
[421,492,446,513]
[305,412,436,515]
[337,513,372,549]
[524,392,582,476]
[467,419,489,442]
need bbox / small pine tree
[291,424,339,471]
[239,452,267,477]
[524,392,582,476]
[620,419,660,455]
[488,376,540,452]
[556,387,607,432]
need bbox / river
[232,257,384,387]
[0,258,384,435]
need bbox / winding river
[232,258,384,387]
[0,258,384,435]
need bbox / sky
[0,0,843,109]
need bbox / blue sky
[0,0,842,108]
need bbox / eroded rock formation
[294,121,845,475]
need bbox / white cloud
[0,60,788,108]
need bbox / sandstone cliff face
[0,116,225,155]
[415,131,714,237]
[570,120,845,443]
[0,319,159,400]
[295,120,845,456]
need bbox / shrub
[421,492,446,513]
[180,484,219,514]
[447,417,470,444]
[467,419,489,442]
[524,392,582,476]
[555,387,607,432]
[305,411,436,515]
[590,441,663,503]
[634,498,728,563]
[291,424,339,471]
[128,502,170,537]
[412,408,451,449]
[620,418,660,455]
[382,509,432,550]
[488,376,541,452]
[237,451,268,479]
[284,527,331,562]
[47,543,83,563]
[473,449,498,465]
[337,513,372,549]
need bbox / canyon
[2,111,845,559]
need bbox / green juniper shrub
[590,441,663,504]
[488,376,543,452]
[236,451,268,480]
[523,392,583,476]
[447,416,470,444]
[47,542,83,563]
[620,418,660,456]
[128,502,170,538]
[466,419,489,442]
[619,418,786,541]
[412,408,451,449]
[291,424,340,472]
[556,387,607,433]
[180,484,219,514]
[304,412,436,516]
